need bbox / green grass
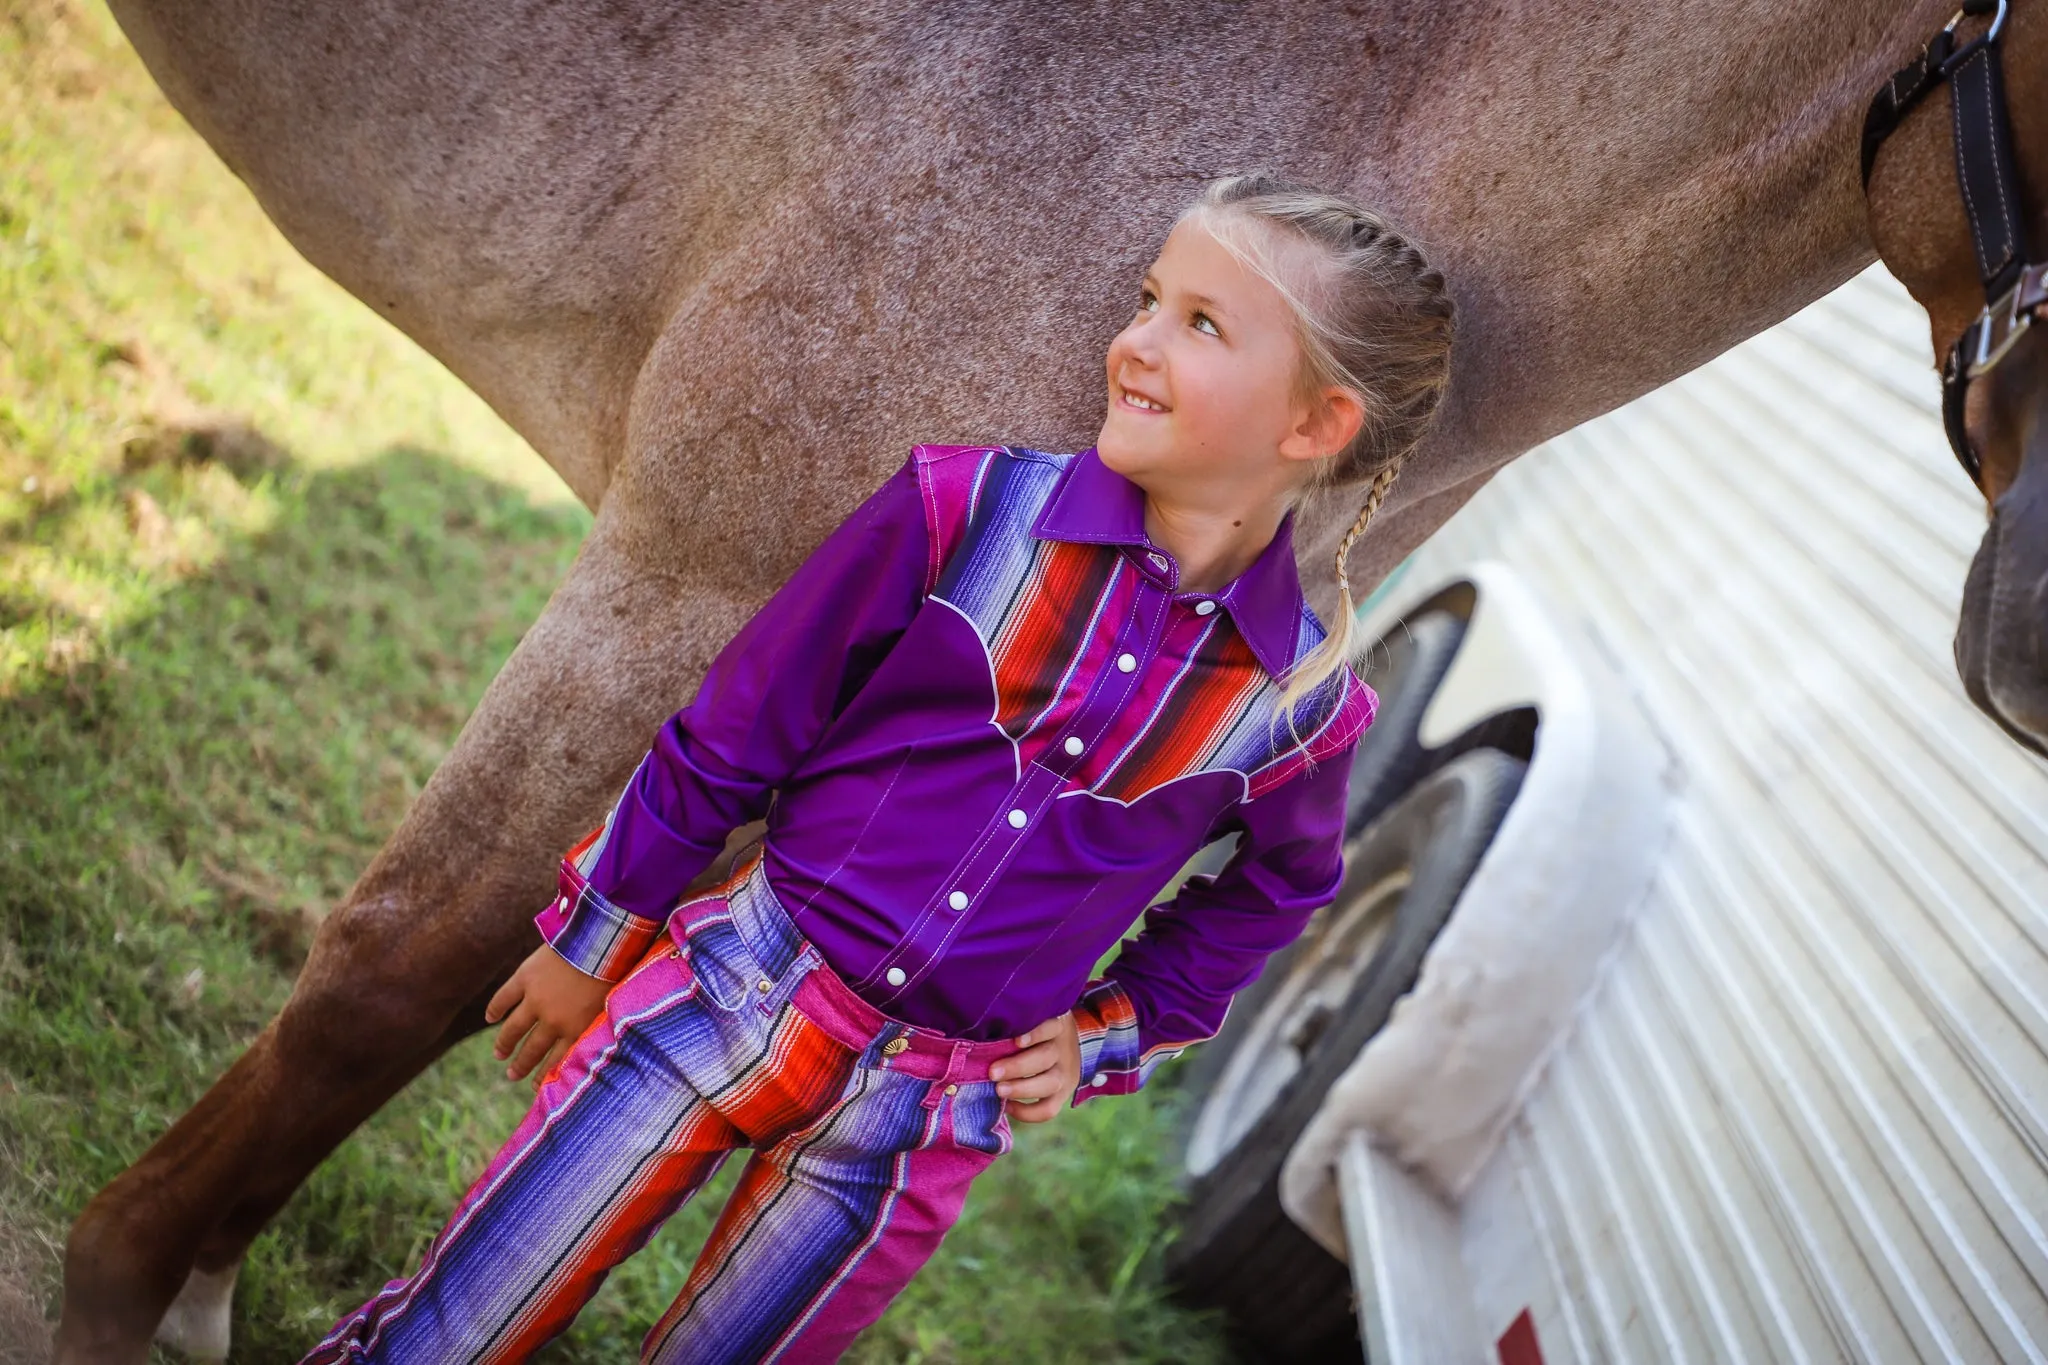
[0,3,1238,1360]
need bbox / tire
[1165,748,1527,1364]
[1342,608,1468,840]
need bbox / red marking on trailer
[1497,1308,1544,1365]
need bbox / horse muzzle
[1955,363,2048,758]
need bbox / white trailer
[1165,265,2048,1364]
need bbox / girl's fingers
[1012,1013,1068,1049]
[484,974,523,1026]
[997,1065,1070,1104]
[990,1039,1059,1087]
[507,1021,558,1080]
[492,999,537,1061]
[995,1013,1080,1103]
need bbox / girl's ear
[1280,384,1369,465]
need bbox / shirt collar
[1030,446,1305,680]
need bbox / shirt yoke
[910,444,1071,595]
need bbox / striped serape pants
[301,848,1021,1364]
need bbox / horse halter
[1862,0,2045,492]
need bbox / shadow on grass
[1,431,584,1360]
[0,434,1241,1364]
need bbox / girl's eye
[1134,289,1218,337]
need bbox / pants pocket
[670,898,780,1019]
[599,936,697,1039]
[943,1080,1014,1159]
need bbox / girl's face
[1097,215,1337,495]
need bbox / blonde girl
[304,169,1453,1365]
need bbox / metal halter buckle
[1966,272,2043,378]
[1944,0,2009,44]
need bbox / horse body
[108,1,1917,529]
[58,1,2033,1358]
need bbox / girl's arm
[1068,717,1364,1106]
[536,456,931,979]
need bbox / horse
[50,0,2045,1358]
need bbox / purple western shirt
[535,444,1375,1105]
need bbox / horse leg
[51,511,756,1364]
[144,979,498,1361]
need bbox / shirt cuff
[1068,976,1144,1107]
[534,855,667,982]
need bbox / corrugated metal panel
[1415,265,2048,1363]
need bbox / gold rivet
[756,978,772,993]
[944,1083,959,1095]
[882,1037,910,1055]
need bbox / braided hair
[1177,172,1454,753]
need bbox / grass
[0,3,1239,1361]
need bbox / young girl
[303,170,1453,1365]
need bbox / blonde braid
[1333,461,1403,606]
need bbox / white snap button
[948,890,969,911]
[885,966,907,987]
[1091,1074,1108,1086]
[1116,652,1136,672]
[1194,600,1217,616]
[1147,552,1167,569]
[1064,736,1084,756]
[1007,808,1027,829]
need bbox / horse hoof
[153,1263,237,1362]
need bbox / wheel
[1165,748,1527,1364]
[1343,607,1467,840]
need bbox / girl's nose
[1110,318,1162,369]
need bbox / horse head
[1865,0,2048,756]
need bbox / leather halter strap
[1862,0,2044,492]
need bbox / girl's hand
[485,944,613,1087]
[990,1010,1083,1122]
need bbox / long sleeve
[1069,748,1354,1106]
[535,456,931,979]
